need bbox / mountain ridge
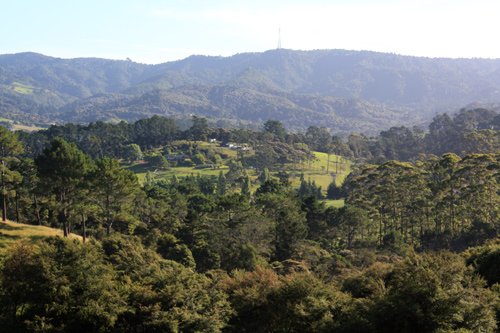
[2,49,500,133]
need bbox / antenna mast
[277,27,281,49]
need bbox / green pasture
[323,199,345,208]
[12,82,35,94]
[13,124,45,132]
[0,117,45,132]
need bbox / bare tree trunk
[15,190,19,223]
[33,194,41,225]
[82,213,86,242]
[326,153,330,174]
[62,207,68,237]
[2,165,6,222]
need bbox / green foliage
[191,152,206,165]
[368,251,498,332]
[298,178,323,200]
[165,243,196,269]
[241,175,251,199]
[101,234,232,332]
[263,120,287,142]
[257,168,270,183]
[134,115,179,149]
[35,138,94,236]
[0,125,24,221]
[144,154,169,169]
[464,240,500,286]
[0,239,124,332]
[223,268,354,333]
[326,179,344,199]
[122,143,143,163]
[305,126,331,152]
[89,157,140,234]
[256,189,307,261]
[216,170,226,197]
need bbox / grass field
[324,199,345,208]
[0,220,81,252]
[12,124,45,132]
[0,117,45,132]
[12,82,35,94]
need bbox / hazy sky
[2,0,499,64]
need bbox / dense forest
[3,108,500,331]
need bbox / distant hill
[2,49,500,133]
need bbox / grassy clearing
[0,220,81,252]
[312,152,350,179]
[323,199,345,208]
[12,124,45,132]
[12,82,35,94]
[0,118,45,132]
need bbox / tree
[337,205,368,249]
[0,126,24,221]
[370,251,497,332]
[144,154,169,169]
[197,175,215,196]
[35,138,94,236]
[134,115,179,149]
[188,116,209,141]
[305,126,331,152]
[12,158,41,224]
[347,134,370,159]
[191,152,206,165]
[90,157,140,234]
[264,120,287,142]
[254,144,277,171]
[258,168,271,183]
[104,236,232,332]
[122,144,143,163]
[241,175,251,200]
[217,171,226,197]
[327,180,344,199]
[0,239,125,332]
[256,189,307,261]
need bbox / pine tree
[35,138,93,236]
[90,157,140,234]
[258,168,270,183]
[217,171,226,197]
[241,175,251,200]
[0,126,24,221]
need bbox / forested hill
[2,49,500,133]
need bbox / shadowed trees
[35,138,94,236]
[0,126,23,221]
[89,157,140,234]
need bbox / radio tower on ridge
[277,27,281,49]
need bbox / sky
[2,0,499,64]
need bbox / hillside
[2,49,500,133]
[57,82,410,134]
[0,220,82,251]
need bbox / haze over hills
[2,49,500,134]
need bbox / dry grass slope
[0,220,82,252]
